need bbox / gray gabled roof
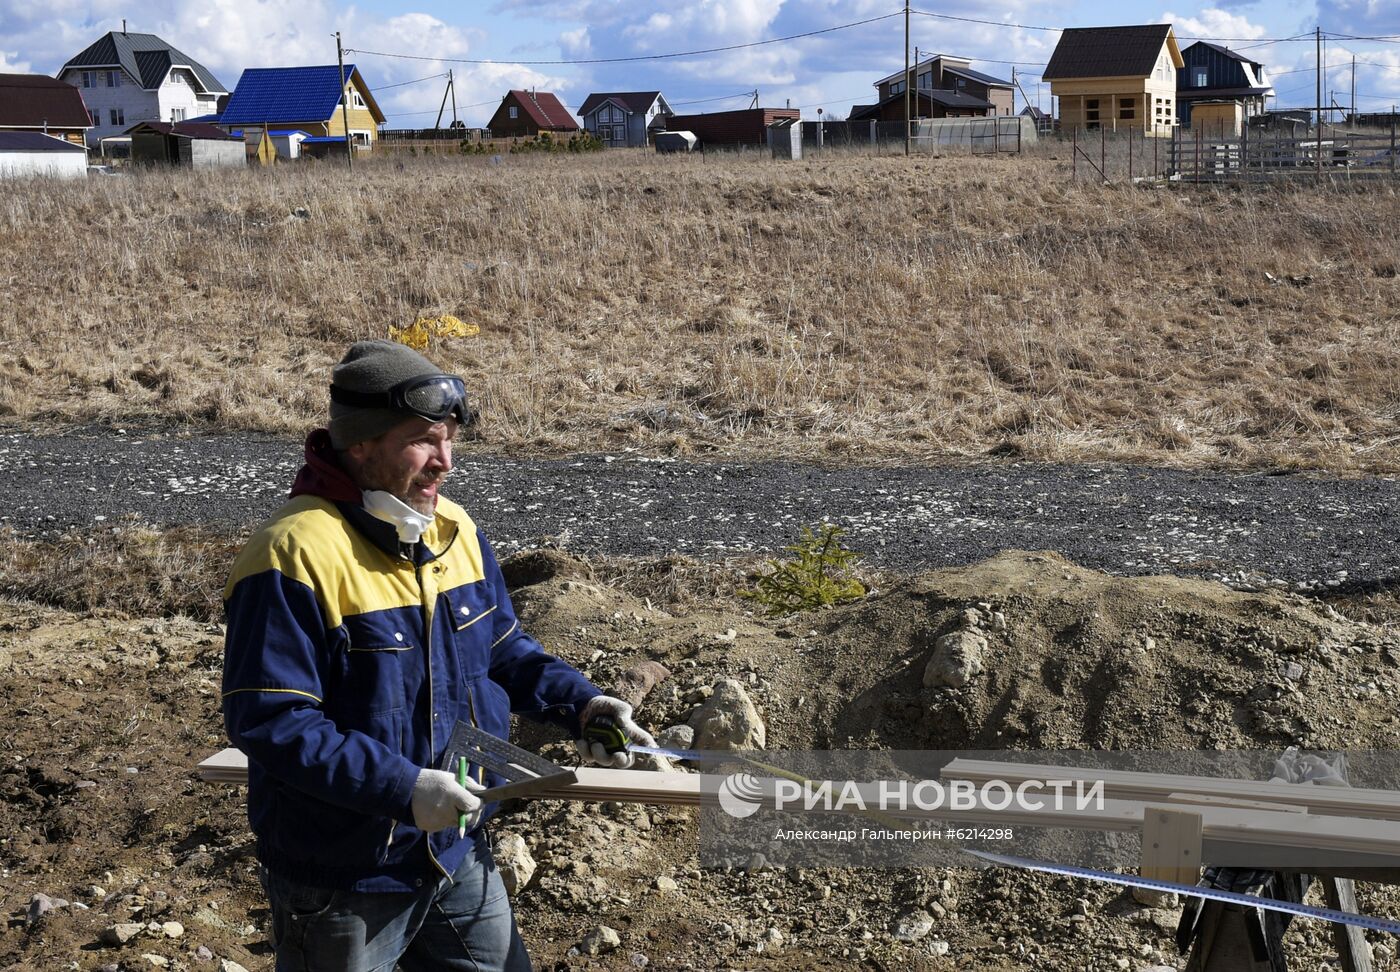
[60,32,226,94]
[1043,24,1176,81]
[0,131,86,151]
[942,64,1012,88]
[577,91,665,118]
[1190,41,1260,66]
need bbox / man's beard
[358,454,447,517]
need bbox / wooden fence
[1168,126,1400,183]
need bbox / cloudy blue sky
[3,0,1398,123]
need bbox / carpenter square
[442,721,576,802]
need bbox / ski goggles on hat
[331,374,469,424]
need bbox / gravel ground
[2,427,1397,591]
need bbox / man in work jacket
[222,339,656,972]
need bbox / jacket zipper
[415,557,453,882]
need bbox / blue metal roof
[220,65,382,125]
[300,135,347,143]
[268,129,310,137]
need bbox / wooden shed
[662,108,799,148]
[1190,100,1244,138]
[127,121,244,167]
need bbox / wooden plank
[1141,805,1203,884]
[1322,877,1374,972]
[944,759,1400,821]
[1166,792,1308,814]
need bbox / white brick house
[57,32,227,150]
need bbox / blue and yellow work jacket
[222,439,600,891]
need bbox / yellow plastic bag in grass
[389,315,480,351]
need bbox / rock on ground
[494,833,536,895]
[923,629,988,688]
[689,678,765,750]
[579,924,621,955]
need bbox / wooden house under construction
[1043,24,1184,136]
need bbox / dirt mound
[798,549,1396,754]
[3,553,1400,970]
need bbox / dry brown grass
[0,519,239,620]
[3,149,1399,470]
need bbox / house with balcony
[57,31,227,150]
[578,91,674,147]
[849,55,1011,122]
[1043,24,1184,135]
[1177,42,1273,130]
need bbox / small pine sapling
[741,524,866,616]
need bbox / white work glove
[576,696,658,769]
[411,768,485,833]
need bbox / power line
[377,72,449,90]
[347,10,902,66]
[908,8,1317,43]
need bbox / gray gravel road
[2,428,1397,590]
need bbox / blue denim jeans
[262,833,531,972]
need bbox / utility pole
[1351,54,1355,125]
[450,68,458,126]
[1315,26,1322,175]
[336,31,353,171]
[904,0,911,156]
[1012,66,1017,114]
[435,75,451,129]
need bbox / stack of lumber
[942,759,1400,821]
[196,748,1400,865]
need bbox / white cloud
[1160,8,1268,41]
[0,50,34,72]
[560,27,591,59]
[3,0,1076,125]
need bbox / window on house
[1120,105,1135,120]
[917,71,931,89]
[890,80,905,95]
[106,70,120,87]
[508,106,518,119]
[81,71,94,88]
[1194,68,1208,87]
[172,108,186,122]
[109,108,124,126]
[955,77,966,88]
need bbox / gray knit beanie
[328,340,446,449]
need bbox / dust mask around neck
[362,490,433,545]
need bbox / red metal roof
[508,89,579,130]
[125,120,240,139]
[0,73,91,129]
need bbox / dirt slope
[3,551,1399,970]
